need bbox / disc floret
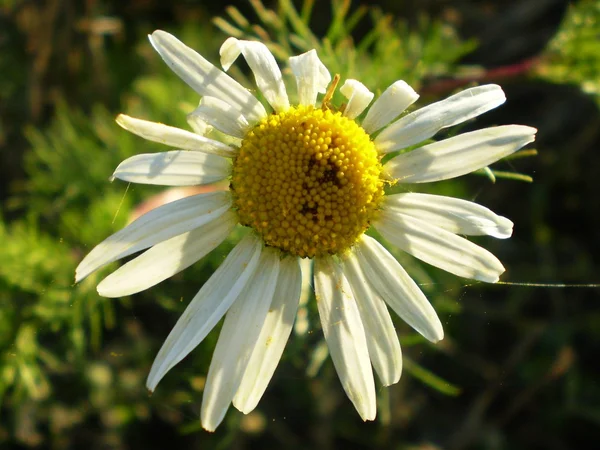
[231,105,385,258]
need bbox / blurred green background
[1,0,599,449]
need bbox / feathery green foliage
[537,0,600,105]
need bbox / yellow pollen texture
[231,105,385,258]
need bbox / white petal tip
[387,80,420,107]
[219,37,240,71]
[147,31,166,55]
[482,84,506,103]
[146,375,160,393]
[498,88,507,103]
[474,273,502,284]
[514,125,537,141]
[75,262,94,284]
[493,217,514,239]
[381,372,402,387]
[422,321,444,343]
[96,280,124,298]
[429,329,445,343]
[74,264,85,283]
[359,411,376,422]
[201,411,225,433]
[340,79,374,119]
[148,30,169,45]
[233,403,253,416]
[115,114,128,127]
[472,216,514,239]
[232,393,258,415]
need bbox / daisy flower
[76,30,536,431]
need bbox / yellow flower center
[231,105,384,258]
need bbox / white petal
[188,96,250,139]
[294,257,313,336]
[97,210,236,297]
[375,84,507,152]
[233,256,302,413]
[314,256,376,421]
[340,79,374,119]
[362,80,419,134]
[146,234,262,392]
[201,249,280,431]
[384,193,514,239]
[356,236,444,343]
[149,30,266,123]
[186,113,212,136]
[75,192,231,282]
[111,151,230,186]
[385,125,537,183]
[116,114,236,157]
[342,253,402,386]
[289,49,331,106]
[375,209,505,283]
[220,37,289,112]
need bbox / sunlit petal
[201,249,280,431]
[362,80,419,134]
[220,37,289,112]
[146,234,262,392]
[385,125,537,183]
[289,49,331,106]
[340,79,374,119]
[314,256,376,421]
[149,30,266,123]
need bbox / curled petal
[289,49,331,106]
[188,96,250,139]
[220,37,289,112]
[340,79,374,119]
[186,114,212,136]
[362,80,419,134]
